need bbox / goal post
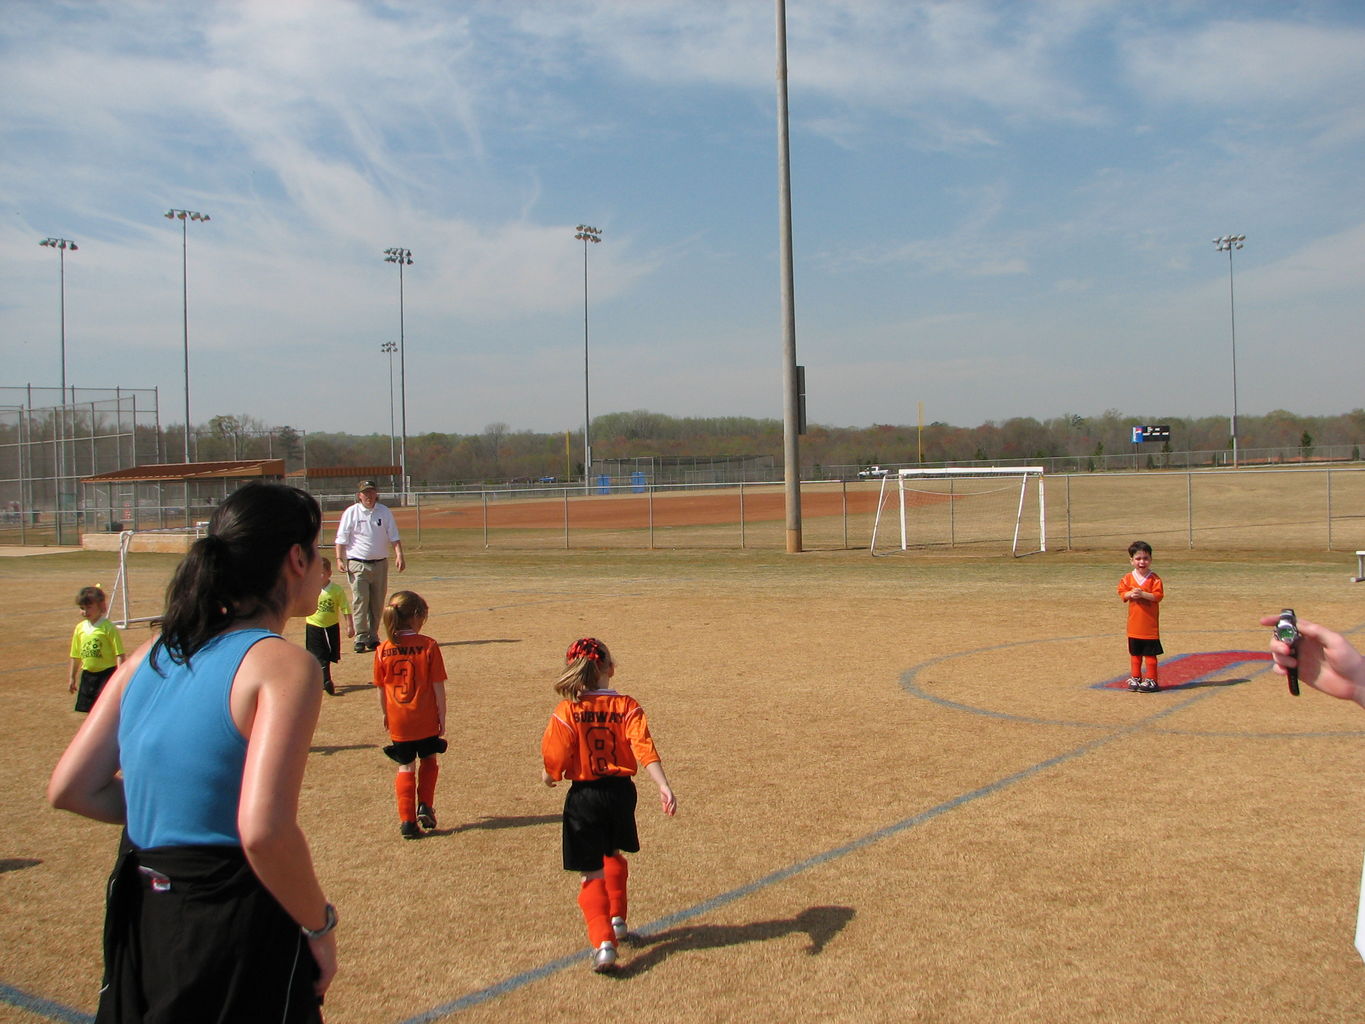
[870,467,1046,557]
[106,525,207,627]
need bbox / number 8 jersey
[541,689,662,781]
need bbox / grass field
[3,526,1365,1021]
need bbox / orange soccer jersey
[542,690,661,782]
[373,631,447,742]
[1118,570,1164,640]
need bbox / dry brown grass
[3,537,1365,1022]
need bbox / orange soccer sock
[395,770,418,822]
[577,877,615,948]
[416,756,440,808]
[1145,659,1160,685]
[603,854,629,922]
[1130,655,1143,680]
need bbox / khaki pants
[348,557,389,647]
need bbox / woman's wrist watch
[301,903,337,939]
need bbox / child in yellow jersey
[541,637,677,972]
[68,586,125,713]
[305,557,354,695]
[374,591,447,840]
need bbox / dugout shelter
[79,459,286,547]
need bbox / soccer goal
[106,525,207,627]
[870,467,1046,557]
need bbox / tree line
[209,407,1363,486]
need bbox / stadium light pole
[40,237,78,543]
[574,225,601,492]
[775,0,803,552]
[383,248,412,505]
[381,341,398,489]
[39,238,78,396]
[165,209,211,463]
[1213,234,1245,468]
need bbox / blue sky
[3,0,1363,438]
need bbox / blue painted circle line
[900,632,1365,738]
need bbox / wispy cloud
[3,1,1362,436]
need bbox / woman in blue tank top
[49,481,338,1022]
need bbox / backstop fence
[0,387,163,546]
[401,465,1364,555]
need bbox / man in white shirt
[334,481,406,652]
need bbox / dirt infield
[409,487,894,529]
[4,544,1365,1023]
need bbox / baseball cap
[358,480,379,492]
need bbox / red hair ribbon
[566,637,604,663]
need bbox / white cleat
[592,941,618,972]
[611,916,628,942]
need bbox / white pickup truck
[857,465,889,479]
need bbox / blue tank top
[119,628,274,849]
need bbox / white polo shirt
[334,501,400,560]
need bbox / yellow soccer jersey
[306,581,352,628]
[70,617,124,672]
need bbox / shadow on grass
[0,858,41,874]
[1163,676,1252,692]
[328,683,373,696]
[440,638,522,648]
[612,905,856,978]
[309,743,379,756]
[418,814,562,839]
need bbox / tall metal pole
[574,225,601,492]
[165,210,210,463]
[383,248,413,504]
[40,241,75,393]
[775,0,803,552]
[181,217,188,461]
[381,341,398,489]
[40,237,77,543]
[1213,234,1245,468]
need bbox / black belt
[349,557,385,564]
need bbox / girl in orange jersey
[374,591,447,839]
[541,637,677,972]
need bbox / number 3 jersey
[541,689,662,782]
[374,631,447,741]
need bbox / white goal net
[870,467,1046,557]
[106,525,207,627]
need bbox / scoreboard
[1132,424,1171,443]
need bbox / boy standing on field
[1119,540,1164,692]
[306,557,354,696]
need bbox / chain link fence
[402,465,1364,555]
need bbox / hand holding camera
[1261,612,1365,706]
[1273,608,1299,696]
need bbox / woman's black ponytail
[151,482,321,669]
